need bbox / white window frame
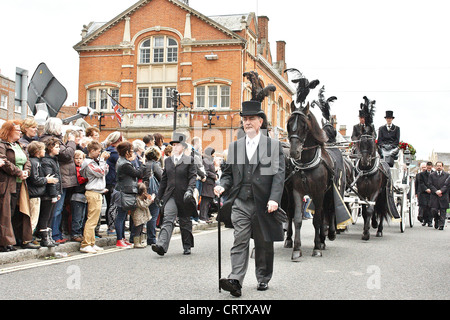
[137,85,177,110]
[139,36,178,64]
[194,84,231,109]
[86,87,120,112]
[0,94,8,110]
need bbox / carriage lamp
[403,149,412,166]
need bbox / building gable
[73,0,245,52]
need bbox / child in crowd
[70,150,88,242]
[131,183,154,248]
[27,141,59,234]
[79,141,109,253]
[37,138,63,247]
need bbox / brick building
[73,0,294,151]
[0,73,19,122]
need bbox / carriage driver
[377,110,400,166]
[214,99,285,297]
[351,109,377,141]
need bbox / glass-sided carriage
[340,143,418,233]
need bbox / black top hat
[384,110,395,119]
[170,132,188,147]
[240,100,266,117]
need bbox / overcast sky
[1,0,449,160]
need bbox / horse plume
[243,71,276,102]
[284,68,320,107]
[360,96,376,126]
[311,85,337,122]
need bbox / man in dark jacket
[416,162,433,226]
[427,161,449,230]
[152,132,197,256]
[214,99,285,297]
[377,110,400,167]
[351,110,376,141]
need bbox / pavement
[0,219,219,266]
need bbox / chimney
[276,41,286,63]
[257,16,269,56]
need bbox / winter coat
[201,155,217,198]
[131,196,153,226]
[40,154,62,200]
[28,156,48,198]
[105,145,119,186]
[0,140,31,246]
[39,133,78,188]
[115,157,145,195]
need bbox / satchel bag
[147,162,160,195]
[120,191,137,211]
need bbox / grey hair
[44,117,63,136]
[132,139,145,152]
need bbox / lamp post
[171,89,192,131]
[202,108,216,129]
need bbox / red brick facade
[74,0,294,152]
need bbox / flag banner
[109,96,123,126]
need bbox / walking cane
[216,195,222,293]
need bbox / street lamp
[202,108,216,129]
[171,89,192,131]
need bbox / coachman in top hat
[214,71,285,297]
[378,110,401,167]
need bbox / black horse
[283,102,336,259]
[353,131,390,240]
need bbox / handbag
[147,162,160,195]
[120,191,137,211]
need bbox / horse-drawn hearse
[280,69,418,260]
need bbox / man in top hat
[377,110,400,166]
[214,98,285,297]
[351,109,377,141]
[152,132,197,256]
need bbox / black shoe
[183,248,191,255]
[257,282,269,291]
[7,245,16,251]
[439,226,444,230]
[151,244,165,256]
[219,278,242,297]
[0,246,9,252]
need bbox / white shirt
[173,155,182,165]
[246,131,261,161]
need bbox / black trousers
[419,205,432,224]
[38,200,56,231]
[431,208,447,228]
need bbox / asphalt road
[0,218,448,302]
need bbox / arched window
[139,36,178,64]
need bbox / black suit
[220,133,285,285]
[156,154,197,252]
[351,124,376,141]
[378,124,400,148]
[427,171,449,228]
[417,170,432,224]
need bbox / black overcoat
[201,155,217,198]
[427,171,450,209]
[157,154,197,218]
[416,170,431,207]
[219,134,285,242]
